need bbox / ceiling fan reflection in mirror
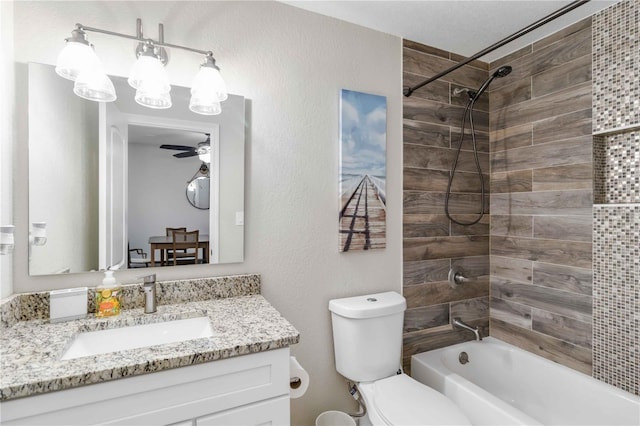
[160,133,211,163]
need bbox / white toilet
[329,291,471,426]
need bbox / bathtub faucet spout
[453,317,482,341]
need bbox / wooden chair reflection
[171,230,201,265]
[128,244,150,268]
[165,227,187,266]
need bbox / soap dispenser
[96,269,122,317]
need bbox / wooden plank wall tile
[404,304,449,332]
[404,168,487,193]
[488,18,593,374]
[402,39,490,367]
[491,215,533,237]
[405,144,490,172]
[491,135,592,173]
[490,82,591,132]
[491,236,592,269]
[405,279,490,309]
[490,123,533,152]
[403,259,450,286]
[532,109,592,145]
[531,18,591,51]
[404,20,595,375]
[532,163,593,191]
[451,128,490,152]
[533,215,592,242]
[491,170,533,193]
[491,318,592,375]
[450,216,490,236]
[490,190,592,216]
[491,278,592,322]
[403,119,450,147]
[531,309,592,349]
[490,256,532,284]
[404,236,489,261]
[532,53,591,98]
[531,262,593,296]
[490,297,532,328]
[404,191,489,215]
[451,297,489,321]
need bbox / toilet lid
[370,374,471,425]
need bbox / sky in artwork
[340,89,387,177]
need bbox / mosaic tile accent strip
[592,205,640,395]
[592,0,640,132]
[593,132,640,204]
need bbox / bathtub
[411,337,640,426]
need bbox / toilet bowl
[329,292,470,426]
[357,374,471,425]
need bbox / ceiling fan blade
[174,151,198,158]
[160,144,193,151]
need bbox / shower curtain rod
[403,0,590,97]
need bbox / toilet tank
[329,291,406,382]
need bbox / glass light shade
[0,225,15,255]
[189,96,221,115]
[128,55,171,92]
[55,41,101,81]
[31,222,47,246]
[198,152,211,163]
[135,88,172,109]
[73,67,117,102]
[190,65,228,102]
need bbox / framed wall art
[339,89,387,252]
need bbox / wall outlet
[235,212,244,226]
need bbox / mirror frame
[186,176,211,210]
[27,62,245,275]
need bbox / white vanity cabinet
[0,348,290,426]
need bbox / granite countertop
[0,277,299,401]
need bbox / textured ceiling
[282,1,618,62]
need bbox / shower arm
[403,0,590,97]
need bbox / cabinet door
[196,396,289,426]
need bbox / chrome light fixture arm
[75,19,217,65]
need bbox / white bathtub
[411,337,640,426]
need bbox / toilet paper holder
[290,377,302,389]
[289,356,309,398]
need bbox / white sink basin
[61,316,213,360]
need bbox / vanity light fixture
[29,222,47,247]
[56,19,227,115]
[0,225,15,255]
[198,145,211,164]
[28,222,47,260]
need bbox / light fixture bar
[76,21,214,56]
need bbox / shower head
[493,65,512,78]
[470,65,513,102]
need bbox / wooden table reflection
[148,234,209,266]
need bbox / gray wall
[6,2,402,424]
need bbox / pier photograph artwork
[339,89,387,252]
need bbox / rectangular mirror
[28,62,244,276]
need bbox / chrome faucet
[453,317,482,341]
[141,274,157,314]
